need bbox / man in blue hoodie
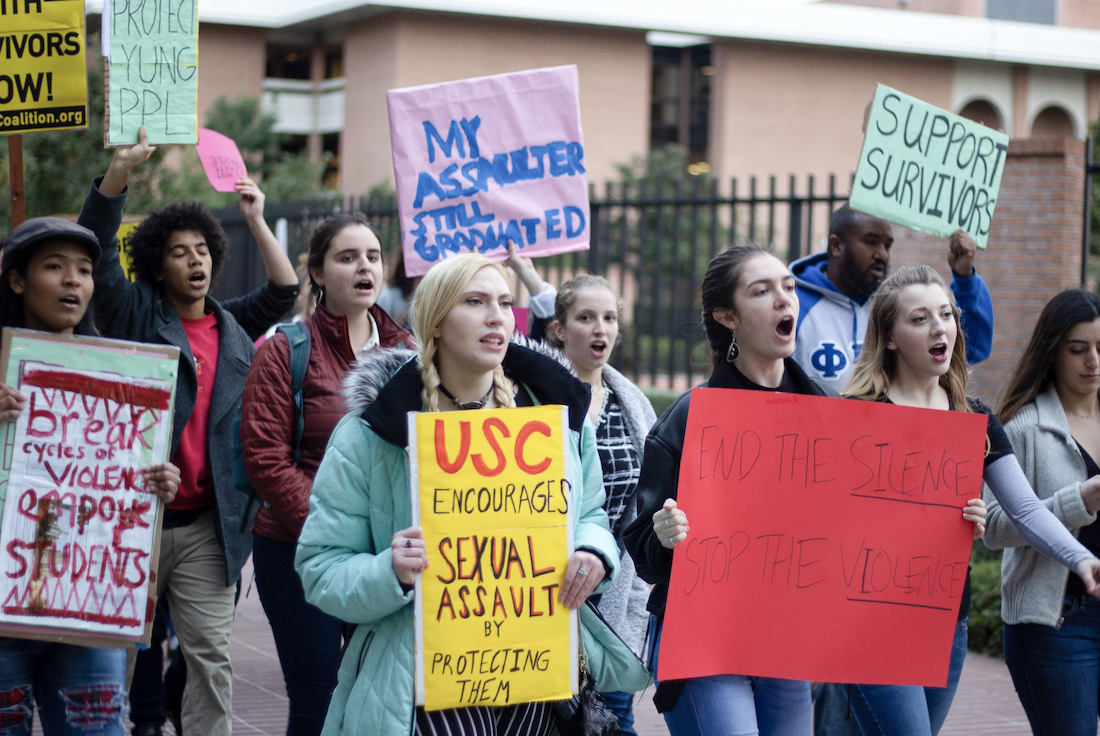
[789,205,993,392]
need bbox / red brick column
[890,137,1086,405]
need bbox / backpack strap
[276,321,312,464]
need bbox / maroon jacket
[242,304,415,543]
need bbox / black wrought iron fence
[1085,136,1100,287]
[210,174,850,389]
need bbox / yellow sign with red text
[410,404,576,711]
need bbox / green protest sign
[106,0,198,145]
[849,84,1009,249]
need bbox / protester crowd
[4,126,1100,736]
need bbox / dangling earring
[726,331,739,362]
[317,286,325,306]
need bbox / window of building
[281,134,309,155]
[649,44,712,165]
[986,0,1056,25]
[266,45,313,79]
[958,100,1004,132]
[1031,105,1076,138]
[323,133,341,189]
[325,50,343,79]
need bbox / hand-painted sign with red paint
[659,389,987,687]
[0,329,178,646]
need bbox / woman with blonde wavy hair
[840,265,1100,736]
[294,253,620,736]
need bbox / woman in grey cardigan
[989,289,1100,736]
[552,275,655,736]
[513,266,655,736]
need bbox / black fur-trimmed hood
[339,335,587,449]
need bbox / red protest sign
[659,389,987,686]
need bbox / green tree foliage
[599,145,727,380]
[967,553,1004,657]
[204,97,282,176]
[0,50,114,231]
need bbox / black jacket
[79,178,298,585]
[623,358,833,615]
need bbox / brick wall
[889,137,1087,405]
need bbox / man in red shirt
[79,129,299,736]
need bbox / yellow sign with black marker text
[0,0,88,135]
[410,404,577,711]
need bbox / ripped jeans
[0,638,125,736]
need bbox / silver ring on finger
[577,567,588,576]
[664,518,670,528]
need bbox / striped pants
[414,701,555,736]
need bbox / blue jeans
[1004,595,1100,736]
[649,616,812,736]
[0,638,125,736]
[254,535,343,736]
[847,618,968,736]
[599,691,636,736]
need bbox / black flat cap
[2,217,101,269]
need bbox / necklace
[1068,408,1100,419]
[439,383,493,411]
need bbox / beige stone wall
[341,15,401,194]
[709,41,953,194]
[1060,0,1100,30]
[823,0,982,16]
[196,25,267,125]
[826,0,1100,28]
[340,11,650,196]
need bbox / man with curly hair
[77,128,299,736]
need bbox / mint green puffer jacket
[295,346,619,736]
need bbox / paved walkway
[112,558,1035,736]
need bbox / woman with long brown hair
[842,266,1100,736]
[241,213,414,736]
[625,244,826,736]
[987,289,1100,736]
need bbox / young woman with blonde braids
[840,265,1100,736]
[294,253,619,736]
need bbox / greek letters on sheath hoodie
[789,252,994,392]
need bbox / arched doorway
[1030,106,1077,138]
[958,99,1004,132]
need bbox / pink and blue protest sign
[387,66,590,277]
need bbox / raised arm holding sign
[849,84,1009,249]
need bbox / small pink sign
[511,306,531,336]
[196,128,247,193]
[387,66,590,277]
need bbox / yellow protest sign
[117,220,141,281]
[0,0,88,135]
[410,405,577,711]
